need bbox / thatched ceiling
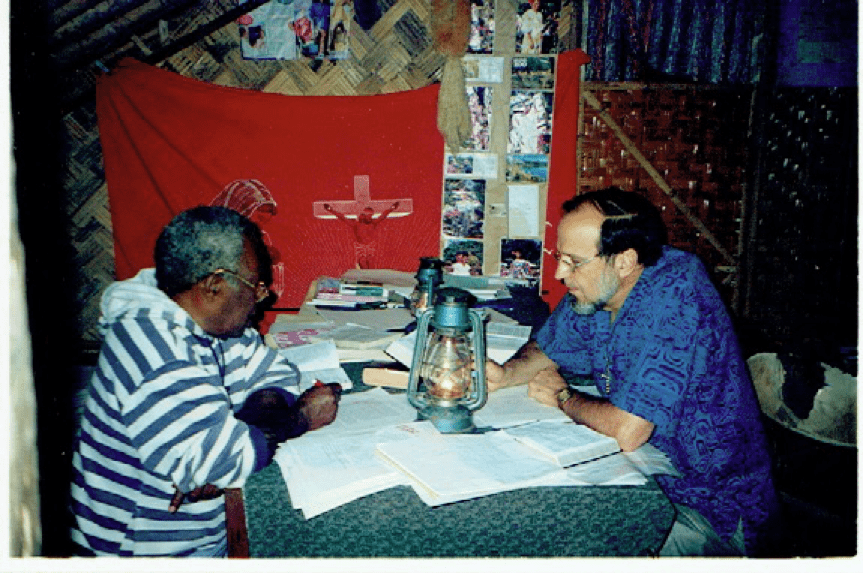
[22,0,274,112]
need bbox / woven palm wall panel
[578,85,753,307]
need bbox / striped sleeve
[107,316,265,492]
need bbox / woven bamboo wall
[579,85,753,307]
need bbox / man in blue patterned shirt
[486,188,779,556]
[70,206,341,556]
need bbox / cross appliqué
[313,175,412,219]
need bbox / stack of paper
[565,444,680,486]
[375,430,570,507]
[272,385,680,518]
[268,310,411,363]
[374,425,678,507]
[272,388,422,519]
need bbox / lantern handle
[406,308,434,410]
[465,309,487,412]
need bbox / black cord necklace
[599,312,619,396]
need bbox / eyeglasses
[551,250,602,273]
[212,268,270,303]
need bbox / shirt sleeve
[121,330,301,492]
[122,359,265,493]
[222,328,302,406]
[534,295,592,377]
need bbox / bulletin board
[438,0,587,306]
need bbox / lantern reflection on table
[407,287,487,434]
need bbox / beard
[568,266,621,315]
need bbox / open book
[275,340,353,392]
[503,419,621,468]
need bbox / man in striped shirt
[70,206,341,556]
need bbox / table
[227,368,676,558]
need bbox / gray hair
[155,206,267,296]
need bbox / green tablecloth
[244,462,674,557]
[242,364,675,557]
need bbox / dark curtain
[584,0,769,84]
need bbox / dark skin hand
[298,382,341,430]
[169,484,223,514]
[168,384,341,512]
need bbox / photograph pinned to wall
[507,184,540,238]
[468,0,496,54]
[506,153,548,182]
[499,238,542,286]
[512,56,555,89]
[238,0,299,60]
[446,153,499,179]
[465,86,493,151]
[508,90,553,155]
[442,179,486,240]
[515,0,561,55]
[327,0,355,59]
[462,56,504,83]
[247,0,358,61]
[442,239,484,276]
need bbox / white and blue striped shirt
[70,269,299,556]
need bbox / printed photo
[238,1,300,60]
[506,153,548,182]
[443,239,484,276]
[515,0,561,55]
[463,56,505,83]
[508,90,553,155]
[446,153,499,178]
[465,86,493,151]
[468,0,495,54]
[512,56,555,90]
[442,179,486,240]
[499,238,542,286]
[240,0,359,61]
[446,154,474,175]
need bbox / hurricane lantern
[407,287,487,433]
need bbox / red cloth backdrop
[96,58,445,308]
[543,49,591,308]
[97,53,587,310]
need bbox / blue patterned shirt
[536,246,777,554]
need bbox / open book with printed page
[502,418,621,468]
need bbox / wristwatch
[556,387,573,408]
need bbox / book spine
[315,292,387,303]
[339,283,386,296]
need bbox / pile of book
[308,277,395,309]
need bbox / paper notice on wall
[445,153,499,179]
[508,184,540,237]
[463,56,505,83]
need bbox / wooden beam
[581,89,736,266]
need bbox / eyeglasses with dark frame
[212,268,270,303]
[551,250,603,273]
